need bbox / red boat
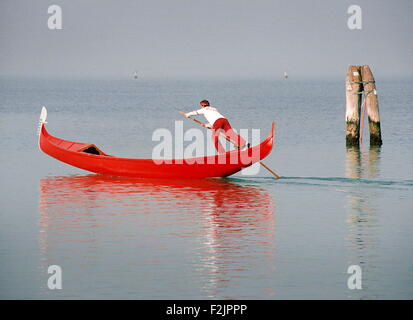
[38,107,275,179]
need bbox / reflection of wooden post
[345,146,361,179]
[367,146,381,178]
[345,66,362,146]
[360,65,383,146]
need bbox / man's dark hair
[200,100,210,106]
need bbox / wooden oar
[179,112,281,179]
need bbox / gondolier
[184,100,248,154]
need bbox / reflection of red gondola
[38,175,277,297]
[37,107,274,179]
[39,175,275,233]
[39,175,275,228]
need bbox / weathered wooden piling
[360,65,382,146]
[345,66,362,146]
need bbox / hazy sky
[0,0,412,79]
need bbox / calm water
[0,77,412,299]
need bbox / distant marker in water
[284,71,288,79]
[133,70,138,79]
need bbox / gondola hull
[38,108,274,179]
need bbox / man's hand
[179,111,190,118]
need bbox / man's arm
[184,108,204,118]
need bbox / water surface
[0,77,412,299]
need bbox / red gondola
[38,107,274,179]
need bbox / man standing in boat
[184,100,248,154]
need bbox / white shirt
[186,106,225,126]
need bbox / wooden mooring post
[345,65,382,146]
[361,65,382,146]
[345,66,362,146]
